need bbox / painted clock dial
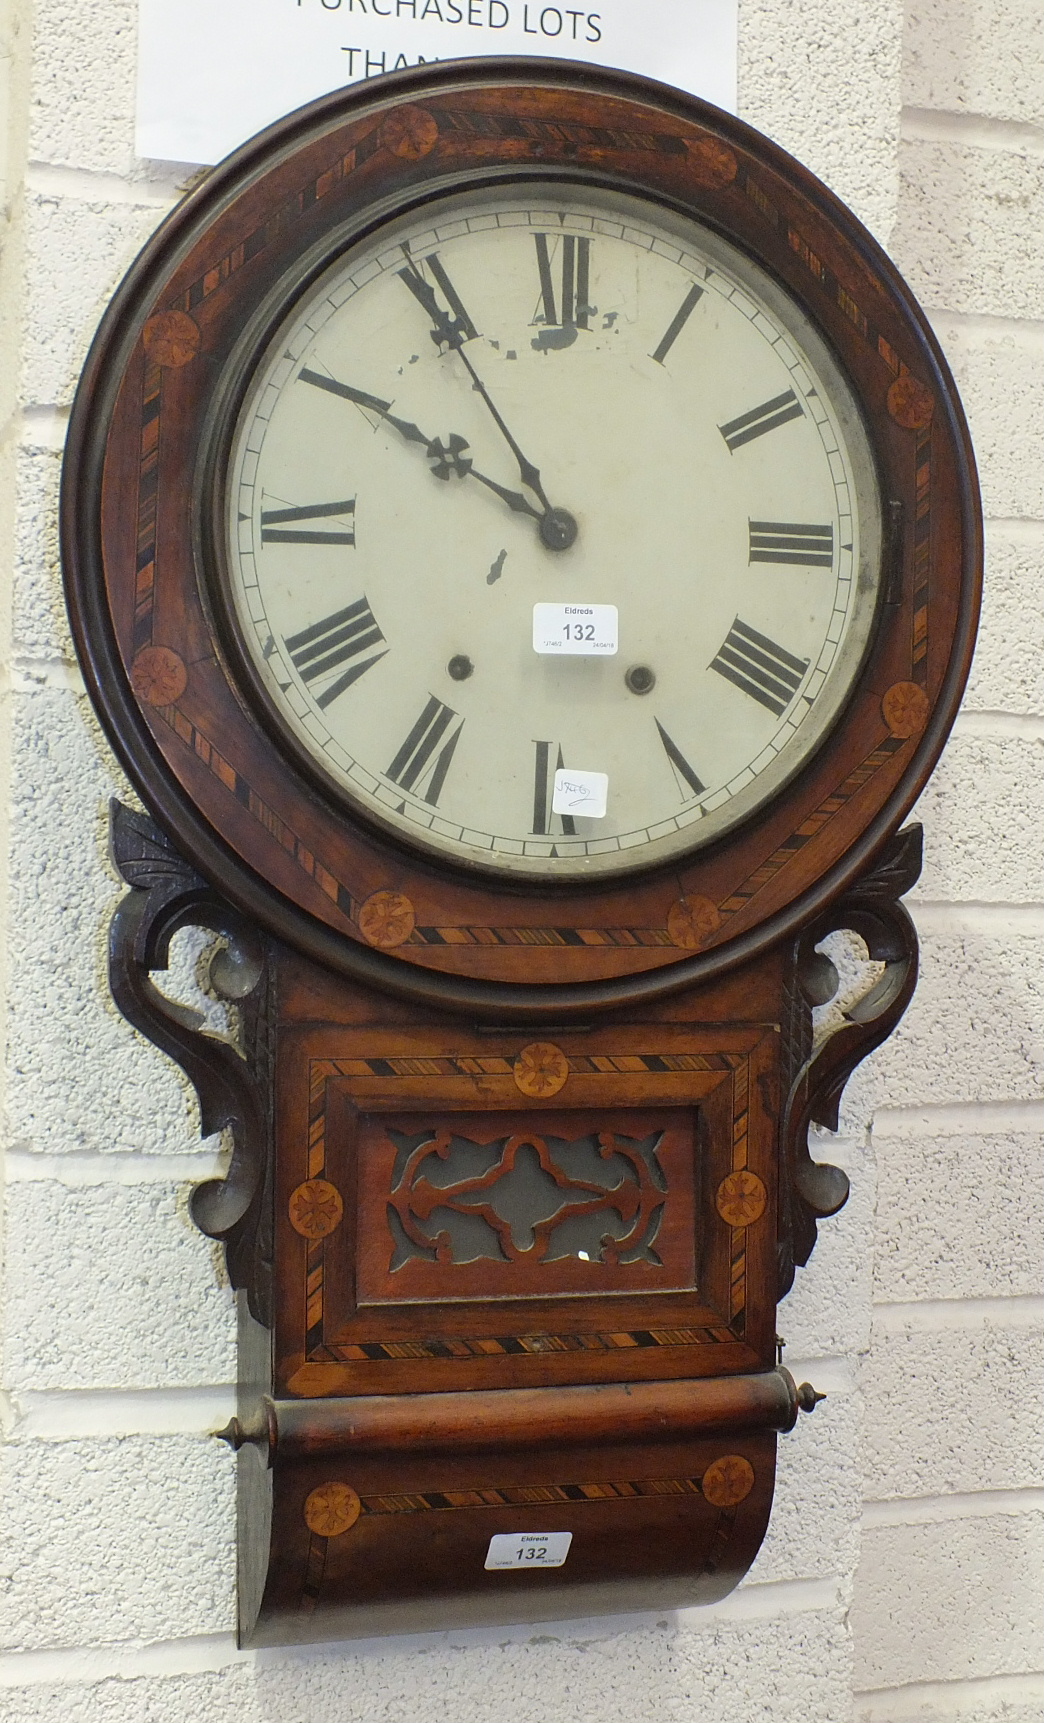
[222,184,882,880]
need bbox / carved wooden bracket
[108,800,275,1323]
[778,823,922,1295]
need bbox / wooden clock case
[61,60,980,1645]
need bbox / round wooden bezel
[62,59,981,1020]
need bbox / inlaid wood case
[64,60,979,1643]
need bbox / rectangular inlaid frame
[353,1104,700,1304]
[277,1024,780,1399]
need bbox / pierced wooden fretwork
[386,1124,668,1271]
[352,1105,702,1306]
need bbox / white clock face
[223,184,882,879]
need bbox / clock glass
[220,183,883,879]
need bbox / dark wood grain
[107,813,914,1644]
[235,1371,802,1461]
[64,60,981,1019]
[81,59,978,1649]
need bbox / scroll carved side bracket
[108,800,275,1323]
[779,823,923,1296]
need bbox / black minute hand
[298,369,543,523]
[397,257,578,552]
[453,342,551,513]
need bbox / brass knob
[795,1382,827,1414]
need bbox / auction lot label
[137,0,737,164]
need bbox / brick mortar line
[900,105,1044,154]
[2,1385,235,1442]
[855,1669,1044,1715]
[0,1579,845,1684]
[983,518,1044,539]
[928,309,1044,345]
[907,901,1044,930]
[872,1293,1043,1330]
[4,1149,227,1184]
[25,161,190,206]
[872,1099,1044,1135]
[952,711,1044,737]
[863,1487,1044,1528]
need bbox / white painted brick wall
[0,1436,236,1651]
[851,1,1044,1712]
[7,687,210,1159]
[939,334,1044,521]
[853,1514,1044,1689]
[845,923,1043,1114]
[967,531,1044,713]
[873,1126,1044,1302]
[912,735,1043,901]
[892,142,1043,319]
[3,1180,236,1391]
[738,0,903,240]
[904,0,1043,122]
[860,1319,1042,1499]
[0,0,1040,1718]
[0,1608,853,1722]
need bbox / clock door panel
[276,1023,778,1400]
[354,1107,697,1302]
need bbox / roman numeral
[532,741,576,836]
[748,520,834,568]
[397,251,478,349]
[655,721,706,799]
[533,234,592,329]
[709,618,810,717]
[719,389,804,451]
[387,696,463,805]
[260,498,356,547]
[284,598,387,709]
[650,282,704,364]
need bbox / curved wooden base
[237,1377,785,1645]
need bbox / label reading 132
[533,603,618,656]
[484,1531,573,1571]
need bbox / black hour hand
[299,369,542,523]
[397,255,478,351]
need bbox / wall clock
[62,59,980,1644]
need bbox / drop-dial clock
[63,63,980,1645]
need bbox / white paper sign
[533,603,618,656]
[136,0,737,165]
[553,768,608,818]
[485,1531,573,1570]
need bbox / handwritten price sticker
[533,602,618,655]
[484,1531,573,1570]
[552,768,608,819]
